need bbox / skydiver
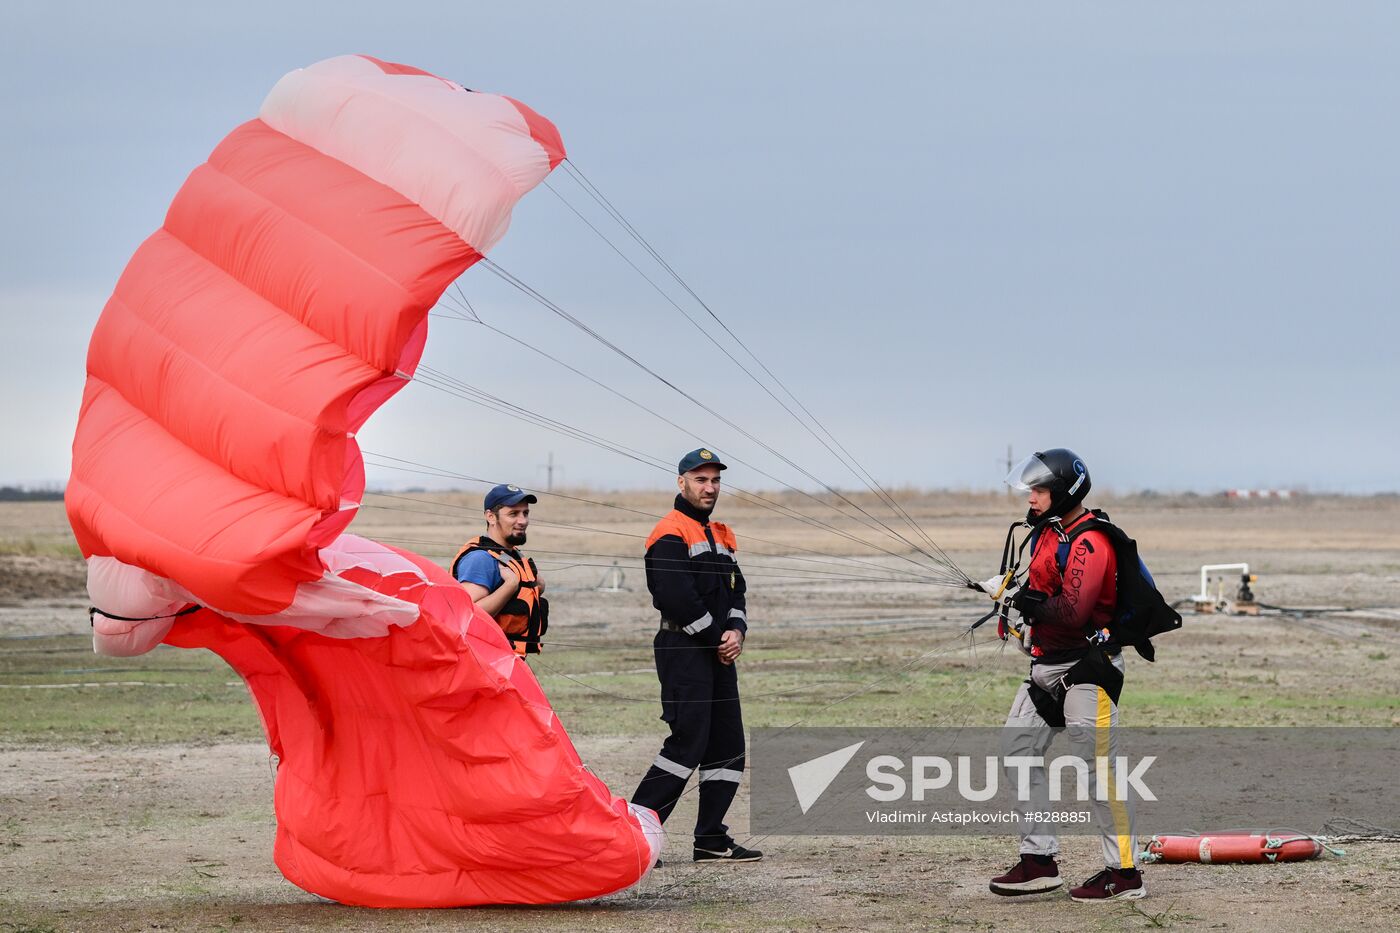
[452,483,548,656]
[630,449,762,863]
[984,450,1144,901]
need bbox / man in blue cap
[631,448,761,863]
[451,484,548,656]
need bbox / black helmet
[1005,448,1091,521]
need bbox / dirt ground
[3,494,1399,931]
[5,738,1399,933]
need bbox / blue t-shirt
[455,549,504,590]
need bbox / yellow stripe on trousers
[1096,687,1134,868]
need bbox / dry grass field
[3,492,1399,931]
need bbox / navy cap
[678,447,727,474]
[484,483,538,511]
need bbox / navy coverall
[630,494,749,850]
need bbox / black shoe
[989,853,1063,896]
[1070,866,1145,902]
[693,843,764,862]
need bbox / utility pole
[1004,444,1014,496]
[540,452,556,492]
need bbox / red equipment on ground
[1142,832,1325,864]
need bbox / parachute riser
[967,519,1041,639]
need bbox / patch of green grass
[7,628,1398,746]
[0,537,82,558]
[1121,686,1400,725]
[0,636,261,745]
[0,684,262,745]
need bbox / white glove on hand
[978,573,1018,601]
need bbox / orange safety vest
[452,536,548,655]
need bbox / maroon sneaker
[1070,867,1145,901]
[989,854,1063,896]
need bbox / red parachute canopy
[65,55,660,907]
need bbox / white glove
[1015,623,1034,656]
[978,572,1018,601]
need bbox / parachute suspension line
[548,172,958,572]
[451,269,939,570]
[442,289,890,552]
[361,451,653,516]
[555,161,971,585]
[366,513,968,586]
[361,511,934,585]
[435,290,965,582]
[470,257,949,570]
[405,383,965,580]
[473,258,961,578]
[524,562,956,587]
[410,361,957,581]
[357,455,965,585]
[414,365,672,471]
[360,494,931,579]
[712,488,964,583]
[370,542,899,585]
[368,539,958,587]
[406,372,964,585]
[545,173,955,569]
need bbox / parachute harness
[967,517,1063,641]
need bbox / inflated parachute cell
[66,55,662,907]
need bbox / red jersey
[1025,510,1117,656]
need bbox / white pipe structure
[595,561,627,593]
[1193,563,1250,603]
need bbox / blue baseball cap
[678,447,727,474]
[484,484,538,511]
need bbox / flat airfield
[3,492,1399,931]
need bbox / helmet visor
[1004,453,1058,492]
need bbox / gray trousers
[1002,654,1136,869]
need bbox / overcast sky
[3,1,1397,494]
